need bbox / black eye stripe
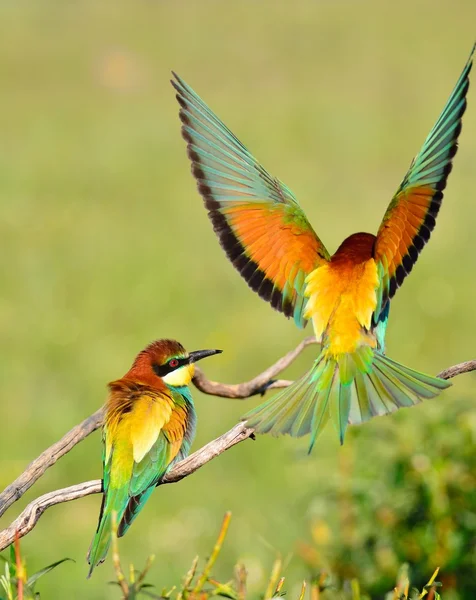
[152,357,188,378]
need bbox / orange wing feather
[374,47,473,312]
[162,403,189,460]
[223,203,325,293]
[172,73,329,327]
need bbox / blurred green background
[1,1,475,598]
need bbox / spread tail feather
[244,346,450,451]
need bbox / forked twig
[192,336,317,398]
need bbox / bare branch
[192,336,317,398]
[0,338,315,520]
[437,359,476,381]
[0,480,101,553]
[0,408,104,520]
[0,422,253,551]
[0,344,474,553]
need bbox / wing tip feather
[377,48,472,304]
[171,71,323,325]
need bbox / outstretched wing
[172,73,330,328]
[373,45,473,319]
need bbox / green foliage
[298,398,476,598]
[107,513,444,600]
[0,540,72,599]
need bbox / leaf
[0,564,12,600]
[160,586,176,599]
[26,558,74,589]
[138,583,156,589]
[22,583,40,599]
[7,548,15,580]
[137,591,164,599]
[213,590,238,599]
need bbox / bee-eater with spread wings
[87,339,221,576]
[172,46,473,451]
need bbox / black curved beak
[188,349,222,364]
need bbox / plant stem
[192,512,232,595]
[111,512,129,599]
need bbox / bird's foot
[253,379,277,397]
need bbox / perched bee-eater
[87,339,221,576]
[172,46,473,450]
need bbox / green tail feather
[244,346,451,451]
[87,511,112,578]
[117,487,155,538]
[87,489,127,578]
[87,486,156,577]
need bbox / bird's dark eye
[168,358,179,369]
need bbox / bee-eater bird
[172,45,473,451]
[87,339,221,576]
